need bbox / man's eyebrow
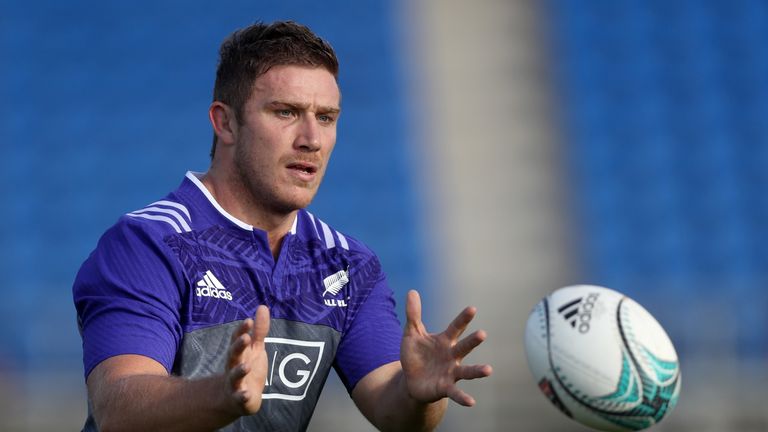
[318,105,341,114]
[266,100,340,113]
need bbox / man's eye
[318,114,335,123]
[278,109,294,118]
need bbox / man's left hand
[400,290,493,406]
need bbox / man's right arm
[87,306,270,432]
[87,355,238,432]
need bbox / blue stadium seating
[0,1,422,372]
[550,0,768,358]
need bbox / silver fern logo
[322,268,349,297]
[322,267,350,307]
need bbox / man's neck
[200,171,296,259]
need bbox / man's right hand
[224,305,271,415]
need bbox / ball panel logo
[557,293,600,334]
[262,338,325,401]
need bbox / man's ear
[209,101,238,146]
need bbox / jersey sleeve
[73,218,185,379]
[333,255,402,392]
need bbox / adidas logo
[557,292,599,333]
[557,298,583,327]
[196,270,233,301]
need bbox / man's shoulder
[94,192,193,253]
[122,198,194,236]
[296,209,376,258]
[111,172,215,239]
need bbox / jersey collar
[185,171,299,235]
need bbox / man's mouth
[287,163,317,174]
[286,162,319,179]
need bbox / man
[73,21,492,431]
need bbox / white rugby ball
[524,285,681,431]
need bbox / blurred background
[1,0,766,430]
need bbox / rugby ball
[524,285,681,431]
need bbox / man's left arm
[351,290,493,431]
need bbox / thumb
[405,290,423,332]
[252,305,270,345]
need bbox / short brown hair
[210,21,339,157]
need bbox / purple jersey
[73,172,403,431]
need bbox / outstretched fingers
[445,364,493,407]
[227,359,251,392]
[446,386,477,407]
[227,306,269,383]
[444,306,477,341]
[455,364,493,381]
[222,306,271,415]
[452,329,487,359]
[227,319,253,369]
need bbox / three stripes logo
[557,298,583,328]
[127,200,192,234]
[196,270,234,301]
[557,292,600,334]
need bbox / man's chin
[275,191,317,213]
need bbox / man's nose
[294,117,321,151]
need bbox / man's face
[232,65,340,215]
